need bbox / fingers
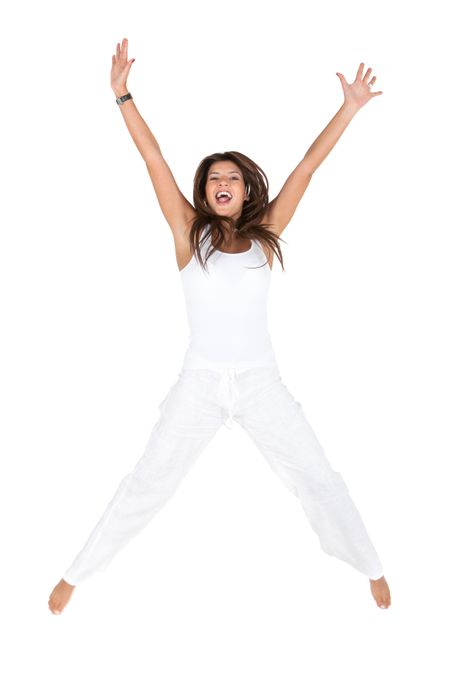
[354,62,382,96]
[362,66,372,83]
[356,62,372,82]
[336,72,349,87]
[115,37,129,61]
[357,62,379,85]
[368,75,383,95]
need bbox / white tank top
[179,225,279,372]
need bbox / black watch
[116,92,133,105]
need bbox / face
[204,161,249,219]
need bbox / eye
[208,175,241,180]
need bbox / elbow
[300,159,315,178]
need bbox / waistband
[180,347,279,374]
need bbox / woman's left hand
[336,63,383,111]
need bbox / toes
[48,605,60,614]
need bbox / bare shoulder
[171,206,278,273]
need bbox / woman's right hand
[111,37,135,96]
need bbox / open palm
[111,37,134,92]
[336,63,383,110]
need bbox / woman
[48,38,391,614]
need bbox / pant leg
[234,368,384,580]
[63,369,224,585]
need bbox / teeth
[216,191,232,199]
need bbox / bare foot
[369,575,391,609]
[48,578,76,615]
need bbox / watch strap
[116,92,133,105]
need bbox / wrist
[113,87,129,98]
[341,100,360,117]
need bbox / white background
[1,0,449,672]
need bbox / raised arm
[266,63,383,238]
[111,38,195,238]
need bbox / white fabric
[63,366,384,585]
[62,228,384,586]
[179,226,279,371]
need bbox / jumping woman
[48,38,391,614]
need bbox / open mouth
[215,191,232,204]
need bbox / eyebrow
[208,170,242,175]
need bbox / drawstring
[222,368,239,430]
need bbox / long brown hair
[189,150,286,273]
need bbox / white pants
[63,366,384,585]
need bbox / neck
[209,222,240,245]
